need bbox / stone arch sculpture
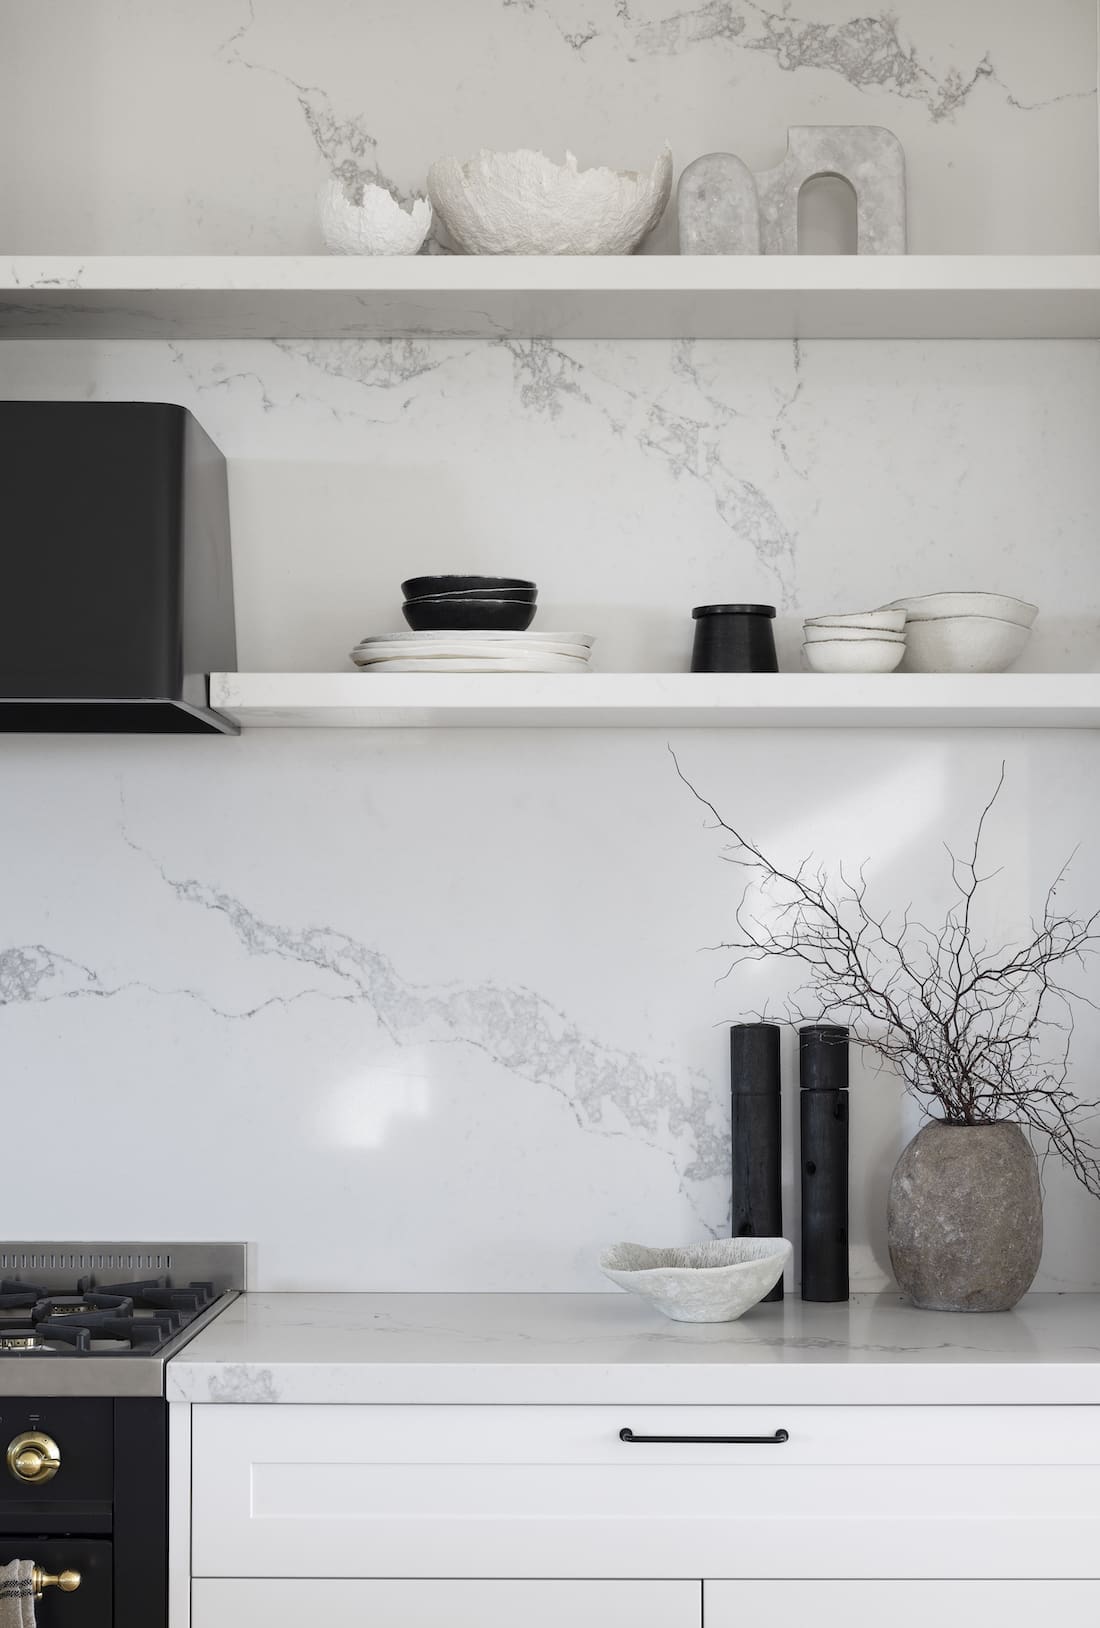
[678,126,907,255]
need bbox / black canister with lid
[730,1022,784,1302]
[691,604,778,673]
[799,1024,850,1303]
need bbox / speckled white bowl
[900,614,1030,673]
[803,625,905,644]
[802,638,905,674]
[599,1238,791,1322]
[881,593,1038,629]
[805,609,906,634]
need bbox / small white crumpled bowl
[599,1238,792,1322]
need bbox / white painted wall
[1,2,1099,1293]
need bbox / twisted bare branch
[674,752,1100,1197]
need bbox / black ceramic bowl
[409,585,538,603]
[402,598,537,632]
[402,575,537,600]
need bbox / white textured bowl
[803,625,905,644]
[900,614,1030,673]
[427,146,672,255]
[600,1239,791,1323]
[882,593,1038,629]
[803,638,905,673]
[804,609,906,633]
[319,178,432,255]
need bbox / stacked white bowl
[880,593,1037,672]
[801,609,907,673]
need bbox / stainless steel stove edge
[0,1242,247,1397]
[0,1242,247,1296]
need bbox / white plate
[352,629,594,646]
[352,642,593,663]
[357,656,591,674]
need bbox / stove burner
[34,1293,133,1321]
[0,1266,228,1359]
[0,1324,91,1354]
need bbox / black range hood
[0,401,237,733]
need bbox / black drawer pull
[619,1427,789,1445]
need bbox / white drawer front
[191,1404,1100,1580]
[193,1579,699,1628]
[706,1582,1100,1625]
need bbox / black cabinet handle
[619,1426,789,1445]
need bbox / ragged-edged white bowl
[599,1238,791,1322]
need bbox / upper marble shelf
[4,255,1100,341]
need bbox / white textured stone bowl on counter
[319,178,433,255]
[427,146,673,255]
[599,1238,792,1323]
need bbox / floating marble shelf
[209,672,1100,730]
[4,255,1100,340]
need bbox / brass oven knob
[32,1566,81,1599]
[6,1431,61,1484]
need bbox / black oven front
[0,1397,166,1627]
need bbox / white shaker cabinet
[705,1582,1100,1625]
[166,1293,1100,1628]
[190,1401,1100,1581]
[192,1579,700,1628]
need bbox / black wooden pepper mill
[799,1024,850,1303]
[730,1022,784,1303]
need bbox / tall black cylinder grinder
[729,1022,784,1303]
[799,1024,850,1302]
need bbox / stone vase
[887,1121,1042,1312]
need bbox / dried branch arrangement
[676,757,1100,1197]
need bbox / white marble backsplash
[2,729,1099,1292]
[0,0,1096,253]
[2,2,1100,1292]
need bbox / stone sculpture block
[678,153,761,255]
[678,125,907,255]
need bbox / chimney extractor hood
[0,402,237,733]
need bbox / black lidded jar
[730,1022,784,1303]
[691,604,778,673]
[799,1024,850,1303]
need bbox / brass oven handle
[32,1567,81,1599]
[6,1432,61,1484]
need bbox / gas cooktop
[0,1243,245,1396]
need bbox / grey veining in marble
[498,0,1082,124]
[108,822,727,1225]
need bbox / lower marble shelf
[209,672,1100,730]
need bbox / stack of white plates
[349,630,595,673]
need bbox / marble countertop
[166,1291,1100,1406]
